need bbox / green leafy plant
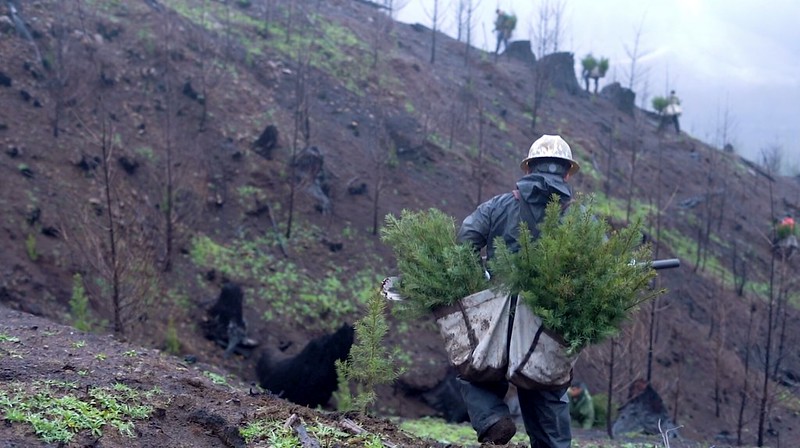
[203,371,228,386]
[490,194,664,354]
[0,334,20,343]
[0,381,161,444]
[380,209,489,316]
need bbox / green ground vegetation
[0,381,163,444]
[189,227,380,331]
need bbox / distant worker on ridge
[774,213,798,255]
[665,90,682,134]
[494,9,517,56]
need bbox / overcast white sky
[396,0,800,173]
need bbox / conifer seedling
[380,208,489,316]
[491,194,664,354]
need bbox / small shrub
[164,318,180,355]
[652,96,669,113]
[25,233,38,261]
[69,274,93,332]
[335,290,403,414]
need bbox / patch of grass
[134,146,156,162]
[571,143,602,182]
[203,371,228,386]
[123,350,137,357]
[0,381,162,444]
[240,417,385,447]
[72,340,86,349]
[592,192,654,224]
[189,232,381,331]
[399,417,528,446]
[484,111,507,132]
[0,334,20,343]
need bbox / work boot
[478,416,516,445]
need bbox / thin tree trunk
[737,299,756,446]
[606,338,616,439]
[757,182,778,447]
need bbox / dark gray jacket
[457,173,572,260]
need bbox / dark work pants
[457,377,571,448]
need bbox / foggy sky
[397,0,800,174]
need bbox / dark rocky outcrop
[612,380,679,439]
[600,82,636,115]
[536,52,582,95]
[252,124,278,160]
[503,40,536,66]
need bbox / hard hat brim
[520,157,580,175]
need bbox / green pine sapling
[490,194,664,354]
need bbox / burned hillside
[0,0,799,446]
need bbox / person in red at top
[775,214,797,255]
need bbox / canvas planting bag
[506,297,579,389]
[432,289,512,383]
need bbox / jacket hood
[516,173,572,205]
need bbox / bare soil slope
[1,0,799,447]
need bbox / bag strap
[513,189,541,239]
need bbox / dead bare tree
[712,269,730,418]
[423,0,445,64]
[369,3,393,68]
[529,62,549,133]
[381,0,409,19]
[47,0,71,138]
[285,41,312,239]
[284,0,296,44]
[159,11,178,272]
[771,248,795,382]
[605,337,617,438]
[194,0,225,132]
[530,0,567,58]
[472,99,486,206]
[757,171,778,447]
[370,114,395,236]
[736,299,757,446]
[462,0,480,65]
[624,125,643,223]
[760,143,783,176]
[623,13,653,93]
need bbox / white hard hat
[520,134,580,175]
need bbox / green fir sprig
[380,209,489,316]
[491,194,664,354]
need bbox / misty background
[396,0,800,175]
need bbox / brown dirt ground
[1,0,799,447]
